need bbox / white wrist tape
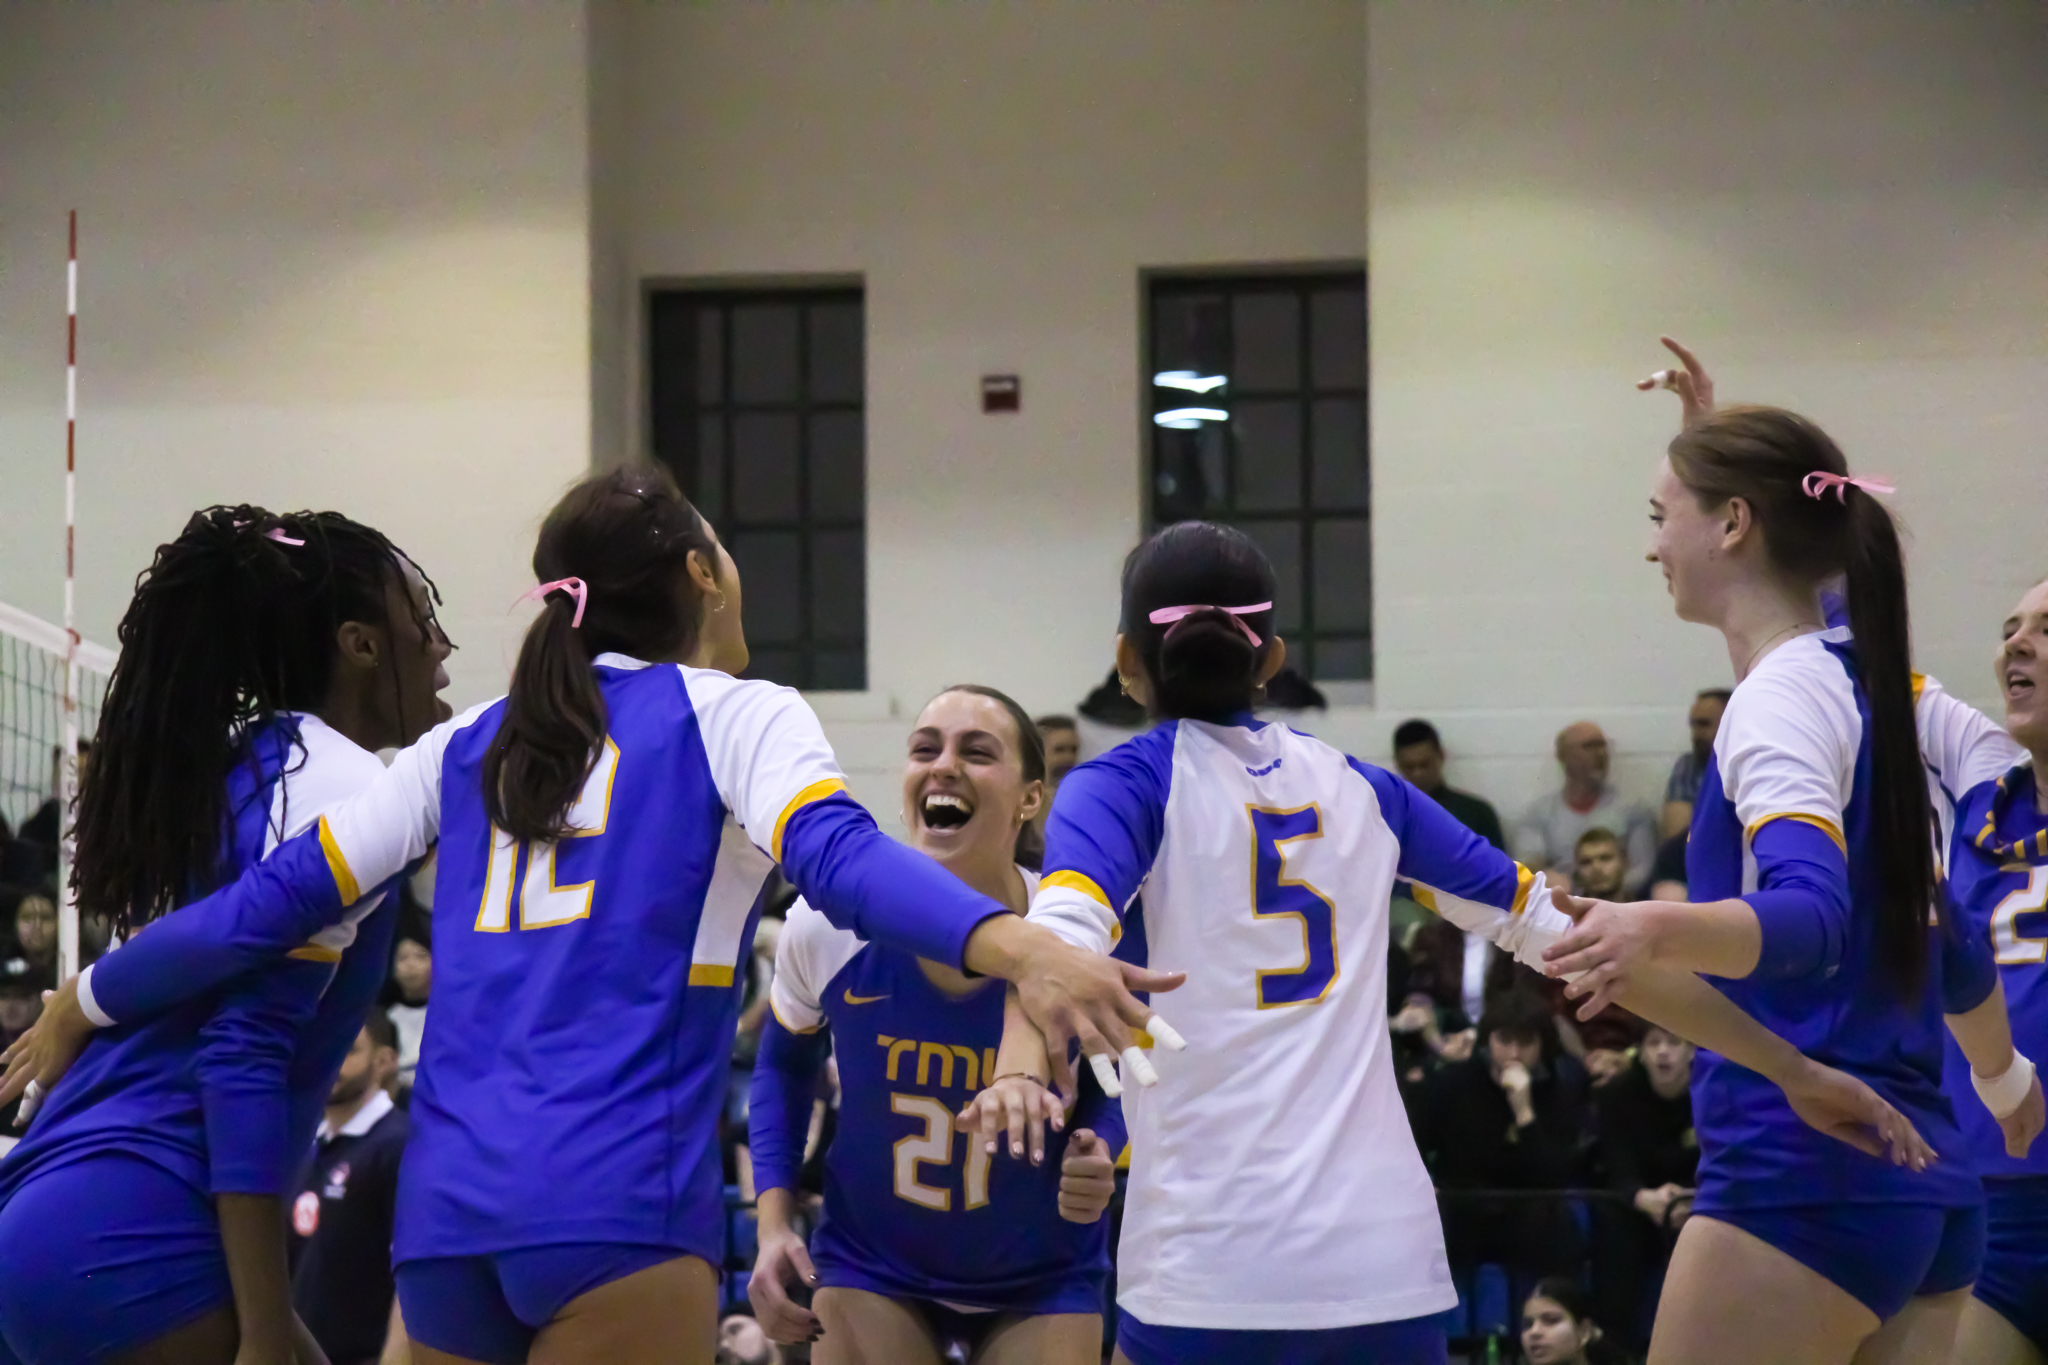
[1974,1051,2037,1121]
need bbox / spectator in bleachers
[1590,1024,1698,1353]
[1521,1278,1607,1365]
[715,1313,783,1365]
[17,741,89,874]
[1492,830,1642,1085]
[1391,718,1506,851]
[385,928,431,1094]
[3,885,59,991]
[1646,829,1690,903]
[1511,722,1656,893]
[1658,688,1730,840]
[1391,920,1479,1087]
[290,1011,410,1365]
[1408,989,1589,1283]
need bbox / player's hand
[1583,1048,1632,1086]
[748,1216,822,1345]
[958,1074,1065,1166]
[1438,1028,1477,1062]
[0,976,95,1112]
[1390,1001,1434,1034]
[1636,335,1716,429]
[1996,1071,2046,1159]
[1058,1129,1117,1224]
[1543,890,1659,1018]
[1781,1056,1936,1171]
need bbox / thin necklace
[1740,621,1823,678]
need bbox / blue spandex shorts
[397,1243,697,1364]
[1975,1176,2048,1352]
[0,1153,229,1365]
[1708,1200,1984,1321]
[1116,1311,1447,1365]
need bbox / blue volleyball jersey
[0,716,391,1206]
[1684,630,1978,1209]
[756,875,1123,1313]
[1943,762,2048,1179]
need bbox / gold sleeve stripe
[1510,863,1537,917]
[771,779,850,863]
[1911,672,1927,702]
[287,944,343,964]
[688,963,736,988]
[1408,883,1440,914]
[1041,870,1111,908]
[318,816,361,905]
[1745,812,1847,856]
[768,992,823,1035]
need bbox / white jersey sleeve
[1917,673,2024,798]
[768,897,867,1034]
[321,700,498,900]
[276,715,398,954]
[1716,642,1857,850]
[679,668,849,862]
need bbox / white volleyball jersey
[1028,715,1573,1330]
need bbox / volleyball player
[966,520,1932,1365]
[0,507,451,1365]
[1,466,1172,1365]
[1537,349,2036,1363]
[749,685,1121,1365]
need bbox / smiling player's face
[1998,578,2048,760]
[901,690,1043,869]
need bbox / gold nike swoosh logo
[843,990,891,1006]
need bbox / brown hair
[484,465,719,842]
[1669,405,1932,996]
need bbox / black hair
[1670,406,1932,997]
[1393,718,1442,751]
[1119,522,1279,723]
[1477,988,1553,1045]
[74,507,443,936]
[1573,825,1623,856]
[361,1007,399,1052]
[1525,1276,1596,1327]
[1034,714,1078,736]
[486,465,721,843]
[933,684,1046,868]
[1695,687,1733,705]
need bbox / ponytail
[1842,491,1935,995]
[1118,522,1279,724]
[484,465,717,843]
[1155,615,1261,721]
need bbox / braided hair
[74,506,445,934]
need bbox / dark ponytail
[1119,522,1279,723]
[1669,407,1934,997]
[76,507,439,935]
[486,465,719,842]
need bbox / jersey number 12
[475,739,621,932]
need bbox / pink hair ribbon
[521,576,588,628]
[1148,601,1274,647]
[1802,471,1896,502]
[264,528,305,546]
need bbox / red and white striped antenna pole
[58,210,80,980]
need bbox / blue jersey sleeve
[1939,892,1999,1017]
[284,892,403,1153]
[1744,819,1852,980]
[778,794,1007,971]
[198,955,335,1195]
[1029,726,1177,954]
[1353,761,1530,908]
[749,1011,830,1196]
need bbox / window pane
[731,303,800,403]
[1232,401,1301,511]
[695,413,725,522]
[696,305,724,404]
[1315,637,1372,681]
[1310,286,1364,390]
[811,529,865,647]
[746,649,803,689]
[809,411,864,522]
[1231,292,1300,392]
[1311,399,1367,510]
[728,531,802,645]
[1151,292,1229,378]
[731,413,800,523]
[809,300,863,404]
[647,297,695,461]
[1313,518,1371,631]
[813,649,866,691]
[1233,520,1301,635]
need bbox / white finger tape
[14,1080,43,1129]
[1974,1051,2037,1121]
[1088,1051,1123,1098]
[1122,1045,1158,1088]
[1145,1014,1187,1052]
[1652,368,1680,390]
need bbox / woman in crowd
[748,685,1120,1365]
[2,886,59,991]
[2,465,1170,1365]
[967,520,1933,1365]
[0,506,452,1365]
[1541,340,2041,1362]
[1520,1279,1607,1365]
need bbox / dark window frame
[648,284,867,692]
[1142,267,1371,682]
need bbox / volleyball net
[0,601,115,976]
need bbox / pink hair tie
[1802,471,1896,502]
[521,576,588,628]
[264,528,305,546]
[1148,601,1273,647]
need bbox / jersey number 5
[1249,804,1339,1008]
[1991,866,2048,966]
[475,739,621,932]
[891,1094,993,1213]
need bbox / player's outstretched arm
[1947,980,2045,1159]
